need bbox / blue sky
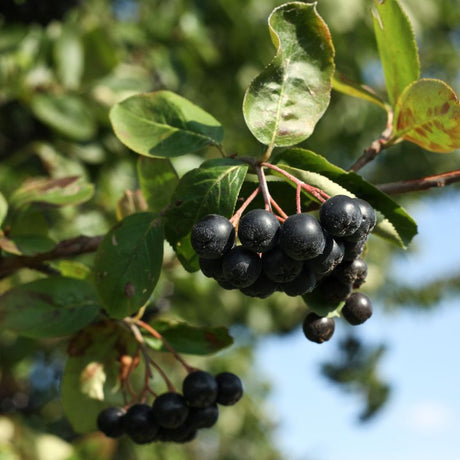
[257,192,460,460]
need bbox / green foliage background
[0,0,458,459]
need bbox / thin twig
[0,234,103,278]
[230,186,260,226]
[256,165,273,212]
[377,169,460,195]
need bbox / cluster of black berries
[191,195,376,343]
[97,371,243,444]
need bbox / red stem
[136,319,194,373]
[256,165,273,211]
[270,196,288,219]
[230,186,260,226]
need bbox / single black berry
[302,313,335,343]
[262,246,303,283]
[157,423,198,443]
[240,273,278,298]
[345,198,376,241]
[124,403,158,444]
[187,403,219,429]
[215,372,243,406]
[191,214,235,259]
[281,265,316,297]
[342,292,373,325]
[342,237,366,261]
[199,257,224,280]
[221,246,262,288]
[182,370,218,408]
[309,234,344,275]
[238,209,280,253]
[334,258,368,288]
[320,195,363,237]
[152,392,189,429]
[317,275,353,304]
[279,213,326,261]
[97,407,125,438]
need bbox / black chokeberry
[279,213,326,261]
[157,423,198,443]
[281,265,316,297]
[221,246,262,288]
[345,198,376,241]
[302,313,335,343]
[191,214,235,259]
[334,258,368,287]
[238,209,280,253]
[199,257,224,280]
[317,275,353,304]
[320,195,362,237]
[182,371,218,408]
[124,403,159,444]
[97,407,125,438]
[262,246,303,283]
[240,273,278,298]
[342,292,373,325]
[152,392,189,429]
[342,236,366,261]
[309,234,344,275]
[215,372,243,406]
[187,403,219,429]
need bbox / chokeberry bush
[0,0,459,457]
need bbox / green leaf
[137,157,179,215]
[164,159,248,271]
[372,0,420,106]
[109,91,224,158]
[61,321,142,433]
[0,192,7,226]
[274,149,417,247]
[393,79,460,152]
[332,72,389,111]
[0,277,99,338]
[243,2,335,150]
[143,319,233,355]
[10,176,94,208]
[54,26,84,90]
[30,94,96,141]
[93,213,164,319]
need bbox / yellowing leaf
[393,79,460,153]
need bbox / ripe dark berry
[187,403,219,429]
[221,246,262,288]
[309,234,344,275]
[262,246,303,283]
[152,392,189,429]
[157,424,198,443]
[240,273,278,298]
[320,195,363,237]
[124,404,158,444]
[97,407,125,438]
[317,275,353,304]
[238,209,280,253]
[191,214,235,259]
[334,258,368,288]
[345,198,376,241]
[302,313,335,343]
[281,265,316,297]
[215,372,243,406]
[342,237,366,261]
[182,371,218,408]
[199,257,224,280]
[342,292,373,325]
[279,213,326,260]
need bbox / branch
[349,111,394,172]
[0,234,103,278]
[377,169,460,195]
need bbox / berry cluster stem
[255,165,273,212]
[136,319,194,373]
[261,162,329,204]
[230,186,260,226]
